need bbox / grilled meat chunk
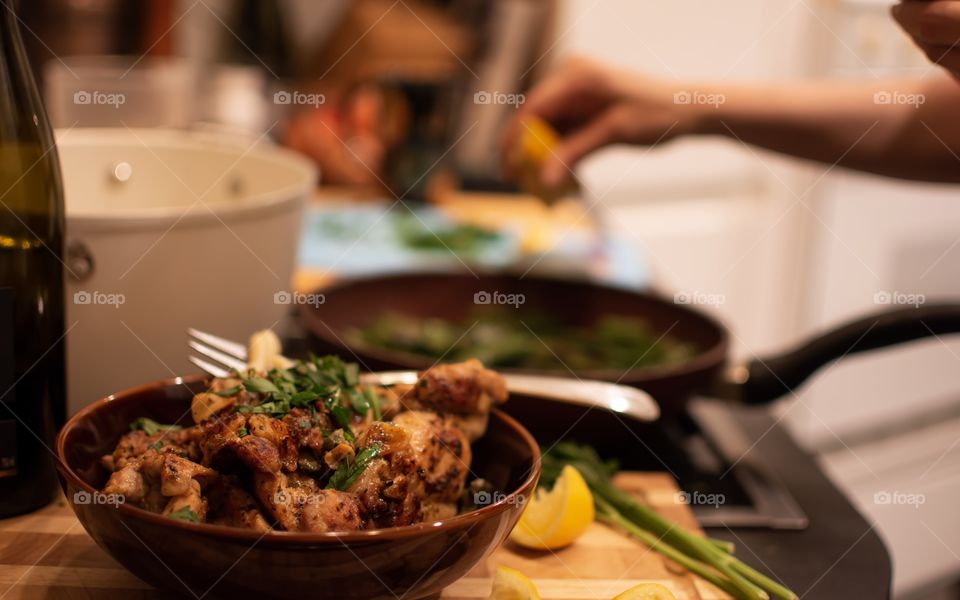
[201,412,298,474]
[100,427,202,472]
[405,359,508,416]
[162,478,208,521]
[392,411,470,505]
[207,479,273,531]
[348,422,425,528]
[255,471,363,532]
[103,449,215,515]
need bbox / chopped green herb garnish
[214,385,242,397]
[151,441,164,451]
[326,444,381,491]
[230,356,370,442]
[365,387,381,421]
[243,378,280,395]
[237,427,248,438]
[130,417,182,436]
[167,506,200,523]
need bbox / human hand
[893,1,960,79]
[501,57,704,188]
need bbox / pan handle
[731,303,960,404]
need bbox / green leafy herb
[346,388,370,415]
[130,417,182,436]
[167,507,200,523]
[365,387,381,421]
[326,401,355,442]
[151,441,164,451]
[243,378,280,395]
[214,385,242,397]
[326,444,381,491]
[394,215,501,254]
[237,427,248,438]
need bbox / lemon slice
[488,565,541,600]
[510,464,594,550]
[612,583,677,600]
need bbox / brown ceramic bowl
[55,375,540,600]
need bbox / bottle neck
[0,1,21,38]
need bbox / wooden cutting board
[443,473,729,600]
[0,473,728,600]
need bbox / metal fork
[187,328,660,422]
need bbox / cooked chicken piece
[201,412,298,474]
[100,427,202,472]
[103,450,214,515]
[349,422,424,528]
[392,411,471,505]
[200,412,246,467]
[208,479,272,532]
[162,478,208,522]
[155,453,216,497]
[103,461,147,503]
[247,414,298,472]
[404,359,508,416]
[254,471,363,532]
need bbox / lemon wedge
[612,583,677,600]
[488,565,541,600]
[510,464,594,550]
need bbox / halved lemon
[509,464,594,550]
[488,565,541,600]
[612,583,677,600]
[516,116,560,166]
[512,116,572,204]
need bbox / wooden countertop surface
[0,472,729,600]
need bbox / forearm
[687,77,960,182]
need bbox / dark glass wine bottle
[0,1,67,517]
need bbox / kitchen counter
[708,403,892,599]
[0,397,891,599]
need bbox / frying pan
[298,272,960,412]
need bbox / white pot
[59,128,316,413]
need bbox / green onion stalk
[542,443,798,600]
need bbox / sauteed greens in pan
[351,309,697,371]
[100,331,508,532]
